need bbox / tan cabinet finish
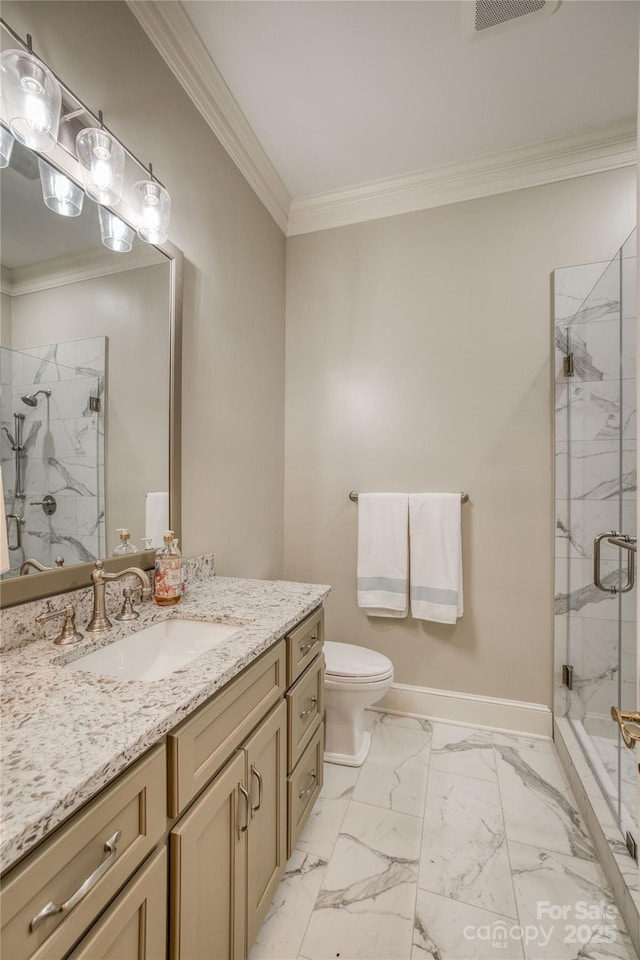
[285,607,324,686]
[170,701,287,960]
[67,848,167,960]
[287,722,324,857]
[167,640,286,817]
[245,701,287,948]
[170,750,247,960]
[2,607,324,960]
[286,655,324,773]
[1,744,166,960]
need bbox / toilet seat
[324,641,394,684]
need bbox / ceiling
[181,0,638,200]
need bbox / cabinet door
[67,848,167,960]
[170,750,247,960]
[245,700,287,950]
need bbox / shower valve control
[30,495,57,516]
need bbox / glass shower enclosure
[554,229,637,854]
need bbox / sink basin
[64,618,244,682]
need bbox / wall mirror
[0,19,182,607]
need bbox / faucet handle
[35,604,83,645]
[115,587,140,622]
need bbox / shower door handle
[611,707,640,750]
[593,531,635,594]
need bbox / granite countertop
[0,575,330,873]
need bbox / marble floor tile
[495,741,597,861]
[509,841,636,960]
[419,769,517,919]
[412,889,524,960]
[251,714,635,960]
[352,713,432,817]
[430,722,497,782]
[492,732,557,755]
[249,850,328,960]
[296,762,360,860]
[300,800,421,960]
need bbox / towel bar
[349,491,469,503]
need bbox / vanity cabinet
[1,605,325,960]
[67,848,167,960]
[169,700,287,960]
[284,607,325,857]
[0,744,166,960]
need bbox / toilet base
[324,729,371,767]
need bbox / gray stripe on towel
[357,577,407,594]
[410,586,458,605]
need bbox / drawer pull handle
[299,634,318,656]
[238,783,250,837]
[298,770,317,801]
[250,764,263,817]
[30,830,122,932]
[299,696,318,720]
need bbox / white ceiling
[181,0,639,200]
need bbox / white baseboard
[376,682,553,739]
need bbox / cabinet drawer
[67,847,167,960]
[167,640,286,818]
[286,655,324,773]
[286,607,324,686]
[1,744,166,960]
[287,723,324,857]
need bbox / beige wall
[284,168,636,707]
[9,264,169,554]
[0,294,12,347]
[3,0,287,579]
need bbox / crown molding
[287,119,637,236]
[126,0,291,234]
[124,2,635,237]
[4,246,164,297]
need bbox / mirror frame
[0,239,182,608]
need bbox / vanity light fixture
[98,207,134,253]
[0,125,14,167]
[133,164,171,245]
[1,20,173,248]
[76,111,125,206]
[37,158,84,217]
[0,40,61,153]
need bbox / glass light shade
[133,179,171,245]
[38,159,84,217]
[98,207,134,253]
[76,127,125,205]
[0,49,61,152]
[0,127,15,168]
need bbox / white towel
[409,493,463,624]
[145,492,169,548]
[357,493,408,617]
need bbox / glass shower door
[558,229,637,850]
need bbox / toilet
[323,641,394,766]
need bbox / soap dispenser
[113,528,137,556]
[173,537,188,595]
[154,530,182,606]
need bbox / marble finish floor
[590,734,638,835]
[250,714,637,960]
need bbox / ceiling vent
[464,0,562,38]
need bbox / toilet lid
[324,641,394,682]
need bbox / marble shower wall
[553,245,637,738]
[0,337,106,576]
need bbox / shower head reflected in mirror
[21,389,51,407]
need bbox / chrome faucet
[87,560,153,633]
